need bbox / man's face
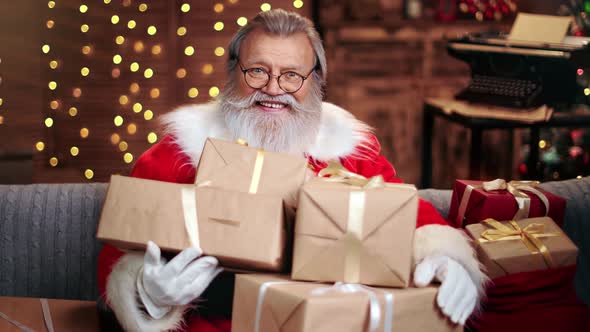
[237,29,316,111]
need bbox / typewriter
[447,32,590,108]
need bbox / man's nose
[261,76,284,96]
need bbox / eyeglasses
[238,63,315,94]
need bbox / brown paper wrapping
[291,179,418,287]
[97,175,288,271]
[465,217,578,279]
[196,138,309,208]
[231,274,461,332]
[0,297,99,332]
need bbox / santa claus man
[98,9,485,332]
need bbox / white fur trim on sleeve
[414,224,488,297]
[106,253,188,332]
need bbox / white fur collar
[160,101,373,166]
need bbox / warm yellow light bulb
[50,100,59,109]
[110,133,121,145]
[68,107,78,116]
[134,41,145,53]
[48,1,56,9]
[127,20,136,29]
[47,20,55,29]
[188,88,199,98]
[293,0,304,8]
[176,68,187,78]
[70,146,79,156]
[104,0,111,3]
[237,17,247,26]
[79,4,88,13]
[585,88,590,96]
[123,153,134,163]
[49,60,58,69]
[139,3,148,12]
[184,46,195,56]
[147,25,157,35]
[130,83,140,94]
[35,142,45,151]
[202,64,213,75]
[151,44,162,55]
[119,95,129,105]
[119,141,128,151]
[82,45,92,55]
[177,26,187,36]
[111,15,120,24]
[45,117,54,127]
[144,68,154,78]
[214,22,224,31]
[115,36,125,45]
[144,110,154,120]
[80,128,89,138]
[209,86,220,97]
[81,67,90,76]
[81,24,89,33]
[213,3,224,12]
[48,81,57,90]
[42,44,51,54]
[147,132,158,143]
[130,62,140,72]
[133,103,142,113]
[127,123,137,134]
[84,169,94,179]
[113,55,122,64]
[181,3,191,12]
[214,47,225,56]
[260,3,271,11]
[150,88,160,98]
[114,115,124,126]
[49,157,58,167]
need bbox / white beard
[219,79,323,155]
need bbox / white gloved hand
[414,255,478,325]
[137,241,223,319]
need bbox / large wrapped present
[97,175,289,271]
[448,179,566,228]
[291,163,418,287]
[0,297,99,331]
[196,137,310,208]
[465,217,578,279]
[232,274,461,332]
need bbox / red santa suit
[98,102,483,332]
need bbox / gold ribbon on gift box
[455,178,550,226]
[478,218,561,268]
[236,138,264,194]
[318,161,414,283]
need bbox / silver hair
[226,9,327,86]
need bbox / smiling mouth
[256,101,289,112]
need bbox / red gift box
[448,179,566,228]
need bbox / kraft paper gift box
[448,179,566,228]
[291,178,418,287]
[231,274,461,332]
[97,175,289,271]
[465,216,578,279]
[195,137,310,208]
[0,297,99,332]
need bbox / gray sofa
[1,178,588,305]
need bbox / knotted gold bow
[479,218,560,268]
[318,161,385,189]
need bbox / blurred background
[0,0,588,188]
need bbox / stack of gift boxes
[97,138,578,331]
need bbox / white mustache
[225,90,308,113]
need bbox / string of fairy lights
[36,0,306,181]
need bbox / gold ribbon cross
[480,218,560,268]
